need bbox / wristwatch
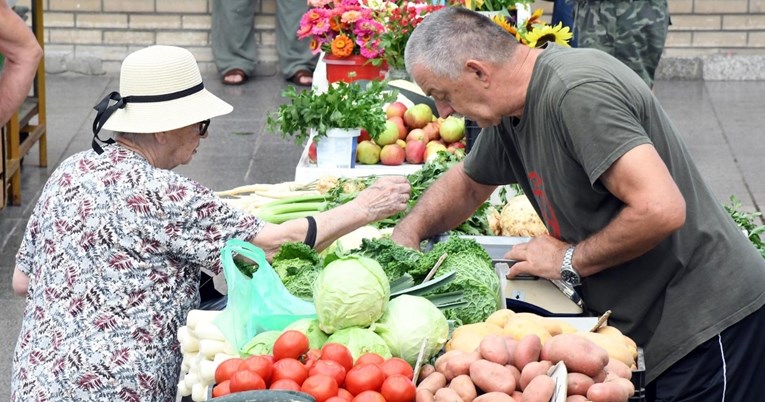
[560,245,581,287]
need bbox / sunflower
[491,15,525,44]
[524,8,543,31]
[524,22,572,48]
[331,34,355,57]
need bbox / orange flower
[330,34,355,57]
[310,38,320,52]
[329,16,343,32]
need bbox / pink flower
[341,10,363,24]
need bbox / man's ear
[465,60,490,86]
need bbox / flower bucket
[316,128,360,169]
[324,55,387,83]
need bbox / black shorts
[646,304,765,401]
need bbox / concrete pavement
[1,74,764,399]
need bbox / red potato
[418,364,436,382]
[504,337,518,367]
[512,391,523,401]
[586,379,634,402]
[566,395,588,402]
[504,364,521,391]
[449,375,478,402]
[514,335,542,370]
[469,360,516,394]
[444,351,482,381]
[519,361,553,391]
[473,392,516,402]
[521,375,554,402]
[541,334,609,378]
[417,372,447,394]
[605,358,633,380]
[416,389,435,402]
[566,372,595,396]
[434,387,465,402]
[592,369,608,384]
[480,335,510,365]
[436,351,464,374]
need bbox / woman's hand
[352,176,411,222]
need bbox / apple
[405,128,427,144]
[380,144,405,166]
[439,115,465,144]
[396,139,407,148]
[308,141,317,163]
[426,139,445,149]
[388,116,407,140]
[424,142,447,162]
[356,140,381,164]
[403,103,433,129]
[405,140,426,164]
[385,101,408,119]
[376,120,400,146]
[422,122,440,142]
[447,141,466,153]
[358,128,371,143]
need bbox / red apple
[439,115,465,144]
[424,142,447,162]
[388,116,407,140]
[405,140,426,164]
[385,101,408,119]
[380,144,405,166]
[403,103,433,129]
[405,128,427,144]
[358,128,371,143]
[356,140,381,164]
[308,141,317,163]
[447,141,465,153]
[422,122,440,142]
[376,120,400,146]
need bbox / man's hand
[504,234,570,280]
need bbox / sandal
[222,68,248,86]
[288,69,313,87]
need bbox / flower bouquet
[298,0,388,59]
[490,8,573,48]
[374,0,445,71]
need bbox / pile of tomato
[212,330,417,402]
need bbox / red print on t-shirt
[528,171,560,238]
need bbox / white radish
[191,383,208,402]
[193,322,226,342]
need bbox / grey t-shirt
[464,44,765,382]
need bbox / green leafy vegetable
[240,330,282,356]
[325,327,393,361]
[272,242,323,300]
[284,318,330,350]
[724,195,765,258]
[373,295,449,365]
[354,237,423,281]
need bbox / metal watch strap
[560,245,581,286]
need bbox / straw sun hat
[91,45,233,153]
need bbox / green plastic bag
[214,239,317,351]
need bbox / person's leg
[647,305,765,401]
[211,0,258,84]
[552,0,577,47]
[276,0,318,85]
[573,0,616,55]
[611,0,668,88]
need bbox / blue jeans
[552,0,577,47]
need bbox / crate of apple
[210,330,416,402]
[352,102,466,166]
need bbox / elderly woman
[10,46,410,401]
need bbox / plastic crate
[629,348,647,402]
[204,389,315,402]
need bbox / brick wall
[12,0,765,78]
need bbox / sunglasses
[198,119,211,136]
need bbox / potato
[521,375,555,402]
[436,351,465,374]
[504,364,522,391]
[605,358,632,380]
[473,392,516,402]
[416,389,436,402]
[435,387,466,402]
[586,381,632,402]
[515,313,563,336]
[445,351,482,381]
[513,334,542,370]
[504,337,518,366]
[480,335,510,365]
[512,391,523,401]
[449,375,478,402]
[504,316,551,344]
[446,332,484,354]
[469,359,516,394]
[566,372,595,396]
[606,376,635,396]
[418,372,447,394]
[419,364,436,382]
[574,332,635,367]
[486,309,516,328]
[596,325,638,354]
[452,322,506,340]
[519,360,553,391]
[541,334,609,377]
[557,321,578,334]
[566,395,588,402]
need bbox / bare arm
[250,176,411,259]
[13,267,28,296]
[507,143,686,279]
[391,161,496,249]
[0,0,43,126]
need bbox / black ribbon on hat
[91,82,205,154]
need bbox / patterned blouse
[12,146,264,401]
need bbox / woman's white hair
[405,7,519,79]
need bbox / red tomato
[351,390,386,402]
[270,378,301,391]
[310,359,347,387]
[344,364,385,396]
[214,358,243,384]
[301,374,340,402]
[272,357,310,385]
[337,388,354,401]
[380,358,414,380]
[240,355,273,383]
[303,348,322,370]
[381,374,416,402]
[321,343,354,373]
[273,330,310,361]
[229,370,266,393]
[355,353,384,367]
[211,380,231,397]
[326,397,348,402]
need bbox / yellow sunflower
[524,22,573,48]
[492,15,524,43]
[524,8,543,31]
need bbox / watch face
[561,269,580,286]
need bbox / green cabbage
[240,330,281,356]
[325,327,392,361]
[313,255,390,334]
[284,318,329,350]
[373,295,448,365]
